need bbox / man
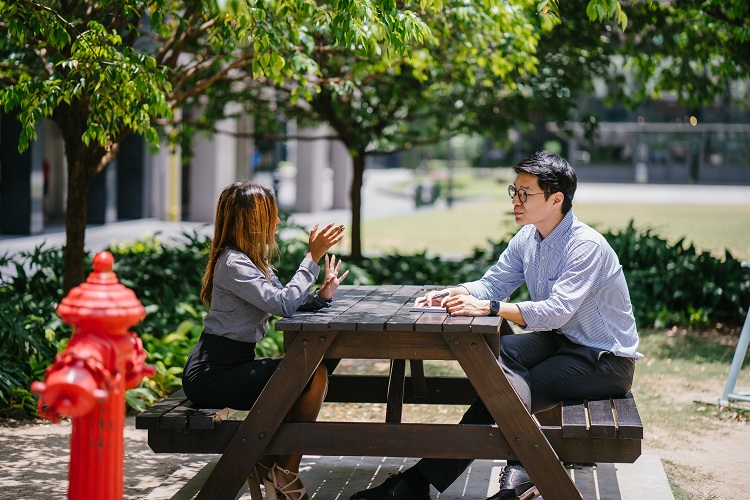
[349,150,641,500]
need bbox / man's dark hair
[513,150,577,214]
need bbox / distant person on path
[349,150,641,500]
[183,180,348,500]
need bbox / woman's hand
[317,254,350,301]
[307,223,345,263]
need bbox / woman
[183,180,348,500]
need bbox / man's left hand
[442,295,490,316]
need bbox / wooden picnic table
[194,284,584,500]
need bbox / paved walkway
[146,454,673,500]
[3,169,749,261]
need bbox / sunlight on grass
[359,199,750,261]
[634,330,747,431]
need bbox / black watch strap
[489,299,500,317]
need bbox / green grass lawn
[356,199,750,262]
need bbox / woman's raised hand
[317,254,350,301]
[307,223,345,263]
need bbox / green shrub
[0,246,70,417]
[604,222,750,329]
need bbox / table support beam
[445,331,582,500]
[386,359,406,423]
[195,331,337,500]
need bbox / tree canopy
[0,0,435,290]
[2,0,746,282]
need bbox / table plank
[385,286,427,332]
[328,286,396,330]
[413,310,450,332]
[275,286,372,332]
[324,330,456,360]
[357,286,417,331]
[442,314,474,332]
[300,287,374,331]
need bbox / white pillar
[147,139,182,221]
[188,114,239,222]
[236,113,254,180]
[330,139,352,209]
[295,125,328,212]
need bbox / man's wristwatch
[489,299,500,317]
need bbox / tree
[235,0,632,261]
[0,0,432,291]
[606,0,749,107]
[242,0,749,262]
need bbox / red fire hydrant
[32,251,155,499]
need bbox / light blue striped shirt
[461,211,641,358]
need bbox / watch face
[490,300,500,315]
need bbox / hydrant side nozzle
[31,381,63,423]
[33,361,106,419]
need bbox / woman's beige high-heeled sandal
[262,463,309,500]
[247,460,273,500]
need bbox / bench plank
[140,390,643,466]
[135,389,189,430]
[613,393,644,439]
[188,407,237,430]
[587,399,617,439]
[146,421,641,464]
[562,400,589,438]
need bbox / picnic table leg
[409,359,427,398]
[386,359,406,423]
[195,330,337,500]
[444,331,582,500]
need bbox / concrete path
[3,169,749,261]
[146,454,674,500]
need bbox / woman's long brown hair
[200,181,279,308]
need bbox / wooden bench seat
[135,376,643,466]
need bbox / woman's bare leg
[271,364,328,499]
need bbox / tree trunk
[349,150,366,262]
[54,100,98,294]
[62,155,91,294]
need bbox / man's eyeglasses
[508,185,544,203]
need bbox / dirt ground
[0,416,193,500]
[637,382,750,500]
[1,360,749,500]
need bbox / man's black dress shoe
[349,472,432,500]
[486,465,539,500]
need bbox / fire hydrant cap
[57,251,146,331]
